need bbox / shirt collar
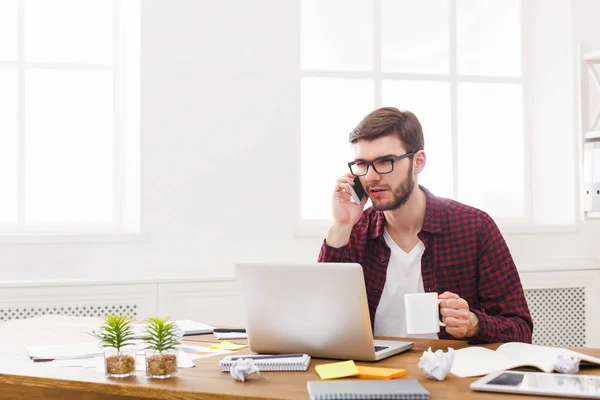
[368,185,445,240]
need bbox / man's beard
[369,164,415,211]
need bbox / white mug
[404,292,446,334]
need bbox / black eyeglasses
[348,152,415,176]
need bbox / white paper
[554,353,581,374]
[41,344,228,372]
[175,350,195,368]
[26,342,103,360]
[229,358,259,382]
[418,347,454,381]
[50,358,97,368]
[179,344,232,360]
[451,347,514,378]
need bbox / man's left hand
[438,291,480,339]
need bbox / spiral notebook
[219,353,311,372]
[307,379,430,400]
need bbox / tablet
[471,371,600,398]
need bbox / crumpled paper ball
[418,347,455,381]
[229,358,260,382]
[554,353,581,374]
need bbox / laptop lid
[235,262,411,361]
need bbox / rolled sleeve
[468,216,533,344]
[468,307,532,344]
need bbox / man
[318,107,532,344]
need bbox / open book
[451,342,600,378]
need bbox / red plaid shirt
[318,186,532,344]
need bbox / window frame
[0,0,140,239]
[297,0,547,235]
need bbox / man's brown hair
[349,107,424,153]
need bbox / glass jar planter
[104,345,137,378]
[145,349,178,379]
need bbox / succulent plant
[143,317,181,353]
[95,314,136,353]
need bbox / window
[300,0,527,224]
[0,0,139,235]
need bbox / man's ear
[413,150,426,174]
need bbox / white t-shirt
[373,228,438,339]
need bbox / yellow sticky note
[208,341,249,351]
[315,360,360,380]
[356,365,406,379]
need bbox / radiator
[0,304,138,322]
[524,287,586,347]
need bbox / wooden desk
[1,335,599,400]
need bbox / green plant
[95,314,136,353]
[144,317,180,353]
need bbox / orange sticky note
[356,365,406,379]
[315,360,360,380]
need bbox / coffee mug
[404,292,445,334]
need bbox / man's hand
[438,291,480,339]
[326,174,368,248]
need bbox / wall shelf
[585,130,600,140]
[581,44,600,218]
[584,50,600,61]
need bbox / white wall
[0,0,318,282]
[0,0,599,283]
[572,0,600,51]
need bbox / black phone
[348,177,367,204]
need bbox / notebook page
[452,343,564,378]
[496,342,559,372]
[451,346,515,378]
[499,343,600,369]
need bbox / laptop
[234,262,413,361]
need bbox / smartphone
[348,177,367,204]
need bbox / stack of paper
[175,320,215,336]
[213,329,247,340]
[213,331,247,340]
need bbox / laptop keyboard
[374,345,389,352]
